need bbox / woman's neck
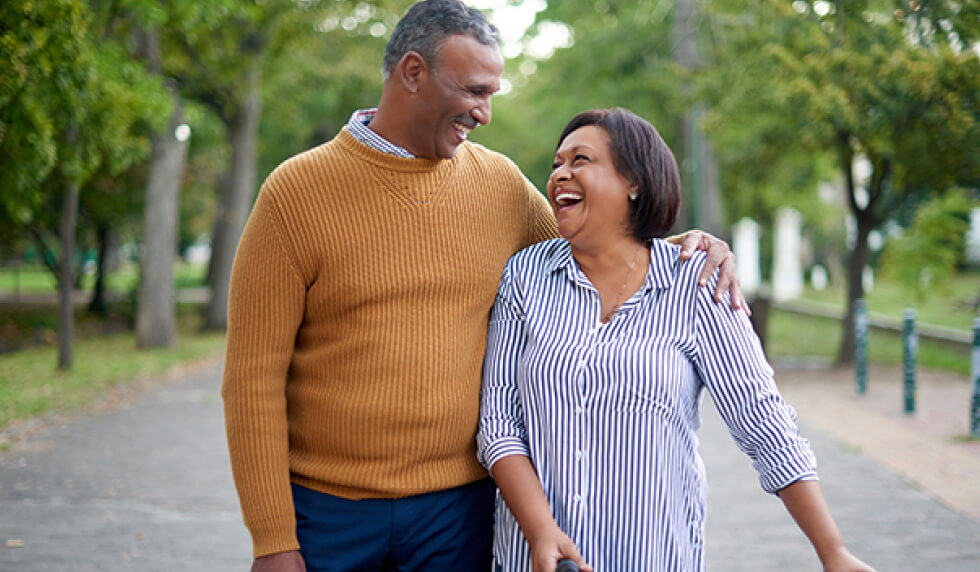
[571,236,650,323]
[571,236,647,277]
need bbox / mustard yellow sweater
[221,128,558,557]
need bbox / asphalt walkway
[1,360,978,571]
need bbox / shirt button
[573,494,581,502]
[575,406,583,414]
[575,450,583,460]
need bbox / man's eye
[574,154,589,162]
[551,162,562,170]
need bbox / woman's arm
[491,456,591,572]
[777,480,875,572]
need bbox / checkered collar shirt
[346,108,415,158]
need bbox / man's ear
[396,51,427,94]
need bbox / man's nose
[473,97,492,126]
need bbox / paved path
[0,363,251,571]
[1,361,978,571]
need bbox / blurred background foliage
[1,0,978,367]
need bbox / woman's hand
[525,523,592,572]
[821,546,876,572]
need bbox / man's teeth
[452,121,472,137]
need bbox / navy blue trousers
[292,478,494,572]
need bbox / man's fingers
[698,245,727,286]
[713,265,732,301]
[731,283,750,315]
[678,232,701,259]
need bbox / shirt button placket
[571,405,589,541]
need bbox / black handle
[556,559,580,572]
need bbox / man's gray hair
[383,0,501,79]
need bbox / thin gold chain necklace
[601,244,644,323]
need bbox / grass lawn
[0,305,225,436]
[798,271,979,331]
[766,309,970,375]
[0,262,208,295]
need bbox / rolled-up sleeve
[692,268,818,494]
[477,263,531,470]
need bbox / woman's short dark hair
[383,0,500,79]
[556,108,681,241]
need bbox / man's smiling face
[412,34,503,159]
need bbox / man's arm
[670,230,747,313]
[251,551,306,572]
[221,185,307,561]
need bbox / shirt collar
[347,108,415,159]
[545,238,679,292]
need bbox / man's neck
[369,99,427,159]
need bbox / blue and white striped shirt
[477,238,817,572]
[346,108,415,158]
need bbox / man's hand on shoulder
[251,550,306,572]
[676,230,748,314]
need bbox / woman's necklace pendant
[601,245,643,323]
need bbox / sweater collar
[335,127,464,174]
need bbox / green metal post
[903,309,917,414]
[855,298,868,394]
[970,318,980,437]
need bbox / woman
[476,108,874,572]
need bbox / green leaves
[1,0,90,216]
[880,190,976,300]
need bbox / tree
[698,0,980,363]
[478,0,686,193]
[1,0,171,368]
[477,0,732,239]
[880,190,976,301]
[164,0,400,330]
[135,19,188,348]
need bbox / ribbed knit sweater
[221,128,558,557]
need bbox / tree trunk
[137,93,188,348]
[838,212,873,364]
[58,180,80,370]
[88,224,109,316]
[748,286,771,356]
[204,57,262,331]
[671,0,725,238]
[837,143,888,365]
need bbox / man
[222,1,743,571]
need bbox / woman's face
[547,125,635,247]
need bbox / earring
[629,191,638,201]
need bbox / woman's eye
[574,154,589,163]
[552,162,562,170]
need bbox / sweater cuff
[248,514,301,558]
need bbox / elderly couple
[221,1,874,571]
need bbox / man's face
[412,34,504,159]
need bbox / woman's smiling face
[547,125,635,247]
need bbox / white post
[732,218,761,298]
[773,207,803,302]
